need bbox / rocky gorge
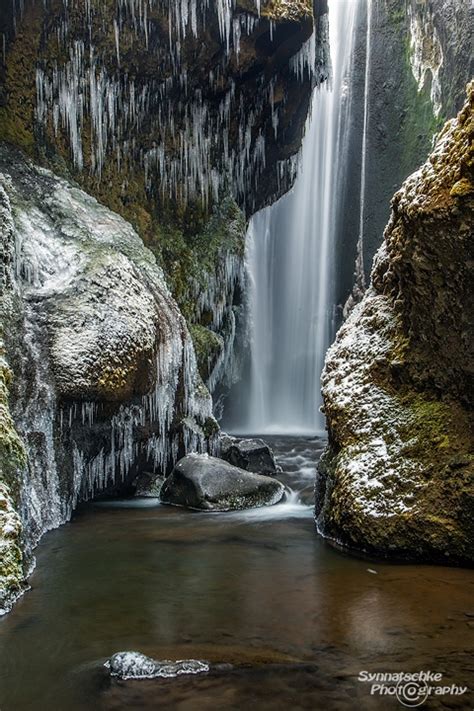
[0,0,326,613]
[0,2,473,706]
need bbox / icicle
[33,0,289,205]
[114,18,120,65]
[290,33,316,81]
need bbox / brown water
[0,437,472,710]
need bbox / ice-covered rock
[161,453,285,511]
[106,651,209,680]
[0,143,217,568]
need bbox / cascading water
[231,0,361,435]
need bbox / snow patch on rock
[0,144,217,564]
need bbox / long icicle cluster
[33,0,316,211]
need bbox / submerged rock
[220,436,277,474]
[317,83,474,564]
[106,651,209,680]
[160,454,285,511]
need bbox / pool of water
[0,437,472,710]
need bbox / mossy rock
[190,324,224,383]
[237,0,313,21]
[0,356,27,611]
[318,87,474,564]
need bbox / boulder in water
[106,651,209,680]
[160,453,285,511]
[220,436,277,475]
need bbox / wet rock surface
[220,436,278,474]
[160,453,285,511]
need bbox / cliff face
[317,83,474,564]
[0,0,326,396]
[0,0,319,212]
[333,0,473,318]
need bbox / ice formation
[31,0,318,211]
[0,146,217,551]
[106,651,210,680]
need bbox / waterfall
[230,0,360,435]
[354,0,372,294]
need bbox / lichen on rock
[317,82,474,564]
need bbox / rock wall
[1,0,318,210]
[317,83,473,564]
[334,0,473,318]
[0,0,326,399]
[0,191,27,613]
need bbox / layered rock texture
[317,84,474,564]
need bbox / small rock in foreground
[106,651,209,680]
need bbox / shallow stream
[0,437,472,710]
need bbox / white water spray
[234,0,360,434]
